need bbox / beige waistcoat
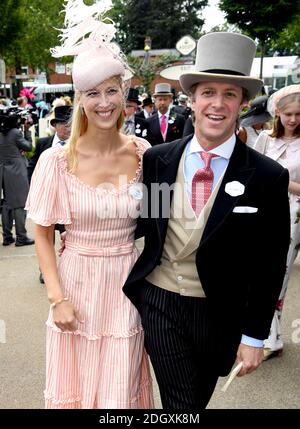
[146,150,223,297]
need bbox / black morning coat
[123,135,290,375]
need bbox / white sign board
[176,36,196,56]
[55,63,66,74]
[160,64,195,80]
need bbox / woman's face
[278,100,300,134]
[80,77,123,130]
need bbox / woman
[254,84,300,359]
[25,2,153,409]
[238,95,271,148]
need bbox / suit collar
[157,135,191,166]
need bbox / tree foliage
[271,12,300,56]
[0,0,25,59]
[1,0,65,70]
[219,0,300,77]
[110,0,208,53]
[219,0,300,44]
[1,0,209,79]
[128,53,178,92]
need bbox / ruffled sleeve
[25,146,71,226]
[132,137,151,183]
[135,136,151,157]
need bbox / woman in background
[254,84,300,359]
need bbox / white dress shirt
[184,133,235,199]
[158,109,171,126]
[51,134,65,147]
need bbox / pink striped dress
[25,137,154,409]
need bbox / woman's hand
[52,300,84,332]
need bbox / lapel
[200,139,256,246]
[166,111,177,140]
[41,136,54,151]
[154,136,191,241]
[149,113,163,142]
[48,136,55,148]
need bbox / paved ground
[0,220,299,409]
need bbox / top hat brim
[50,118,69,126]
[240,112,271,127]
[153,92,173,97]
[179,72,263,99]
[142,100,153,107]
[127,98,141,105]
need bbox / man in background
[146,83,185,145]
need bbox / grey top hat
[240,95,271,127]
[179,32,263,99]
[153,83,173,97]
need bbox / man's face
[192,81,243,148]
[55,121,71,141]
[144,104,153,114]
[154,95,172,115]
[125,101,138,118]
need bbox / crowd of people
[1,0,299,411]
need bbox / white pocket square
[233,206,258,213]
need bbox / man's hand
[58,231,66,257]
[236,343,264,377]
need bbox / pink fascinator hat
[51,0,130,91]
[267,84,300,117]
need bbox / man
[123,32,290,409]
[0,110,34,246]
[28,105,72,181]
[28,105,72,283]
[146,83,185,145]
[238,95,272,148]
[135,96,154,120]
[122,88,150,139]
[172,93,191,119]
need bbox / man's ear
[191,99,196,113]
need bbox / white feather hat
[51,0,128,91]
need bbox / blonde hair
[270,93,300,138]
[66,75,125,172]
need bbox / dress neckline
[57,138,144,194]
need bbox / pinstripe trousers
[141,281,219,410]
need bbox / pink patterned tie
[191,152,217,216]
[160,114,167,140]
